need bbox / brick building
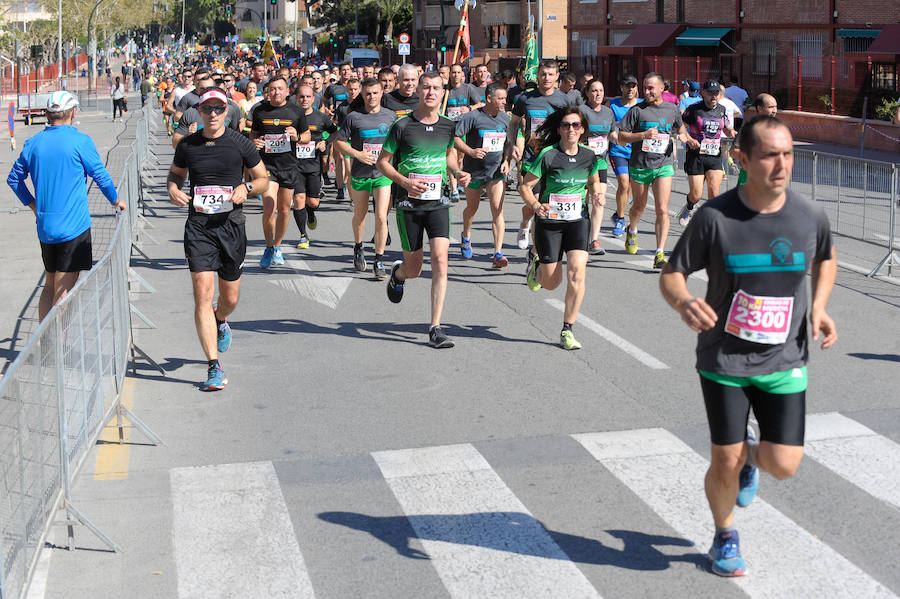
[567,0,900,117]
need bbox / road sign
[8,103,15,151]
[398,43,410,56]
[398,32,410,44]
[349,34,368,44]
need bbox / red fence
[1,53,90,96]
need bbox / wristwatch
[244,182,254,194]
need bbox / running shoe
[201,364,228,391]
[216,321,231,353]
[460,236,473,259]
[560,329,582,350]
[737,426,760,508]
[386,260,404,303]
[449,191,460,205]
[373,259,387,280]
[677,201,695,227]
[625,231,638,255]
[708,529,747,577]
[611,214,627,237]
[307,211,317,230]
[297,235,310,249]
[353,245,367,272]
[589,239,606,256]
[517,226,530,250]
[336,188,345,200]
[526,251,541,291]
[653,251,667,269]
[492,252,509,269]
[259,247,274,269]
[272,246,285,265]
[428,326,455,349]
[322,173,332,186]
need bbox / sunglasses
[560,121,583,130]
[199,104,227,115]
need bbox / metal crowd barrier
[0,111,160,599]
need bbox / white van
[343,48,380,67]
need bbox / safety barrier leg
[868,164,899,277]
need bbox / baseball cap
[198,89,228,105]
[46,90,79,112]
[620,74,638,86]
[702,79,722,92]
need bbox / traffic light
[270,0,276,5]
[440,46,447,52]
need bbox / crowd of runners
[94,45,841,580]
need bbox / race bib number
[295,142,315,159]
[700,138,721,156]
[192,185,233,215]
[529,117,546,132]
[588,135,608,156]
[447,106,464,120]
[264,133,290,153]
[409,173,442,201]
[725,290,794,345]
[547,193,583,221]
[363,142,383,159]
[482,131,505,153]
[641,133,670,154]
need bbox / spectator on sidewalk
[140,74,152,107]
[112,76,127,121]
[725,76,749,111]
[6,91,125,321]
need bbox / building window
[840,36,876,78]
[793,35,823,79]
[484,24,521,49]
[751,35,776,76]
[579,32,598,58]
[610,29,633,46]
[872,63,897,91]
[580,0,599,5]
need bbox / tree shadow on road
[318,511,706,571]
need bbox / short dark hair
[485,82,505,98]
[378,67,394,78]
[418,71,443,87]
[252,62,265,69]
[500,69,514,80]
[361,77,381,89]
[736,114,790,158]
[539,59,558,72]
[264,76,287,90]
[561,71,577,83]
[644,71,665,85]
[346,77,361,87]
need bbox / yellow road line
[93,377,136,480]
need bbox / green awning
[675,27,733,47]
[836,29,880,38]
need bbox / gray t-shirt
[511,89,575,164]
[445,84,482,121]
[619,100,684,169]
[668,188,834,376]
[579,104,616,160]
[336,107,397,179]
[565,89,583,106]
[455,107,511,181]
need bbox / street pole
[536,0,542,59]
[87,0,106,98]
[355,0,359,35]
[57,0,62,89]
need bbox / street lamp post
[87,0,107,97]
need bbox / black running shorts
[533,218,591,264]
[183,217,247,281]
[294,171,322,198]
[40,228,93,273]
[684,149,724,176]
[396,208,450,253]
[266,165,297,190]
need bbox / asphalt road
[27,110,900,599]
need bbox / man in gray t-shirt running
[660,115,837,579]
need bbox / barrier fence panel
[0,110,155,599]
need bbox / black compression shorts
[294,171,322,198]
[396,208,450,253]
[684,149,724,176]
[533,218,591,264]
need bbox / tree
[241,26,262,44]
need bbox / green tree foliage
[312,0,411,43]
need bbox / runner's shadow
[318,511,705,570]
[847,352,900,363]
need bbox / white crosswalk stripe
[572,428,897,598]
[372,443,602,599]
[170,461,316,599]
[805,412,900,509]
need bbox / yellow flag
[261,37,275,61]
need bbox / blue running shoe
[737,425,759,507]
[272,246,285,265]
[460,236,473,259]
[709,529,747,577]
[611,214,627,237]
[216,321,231,353]
[260,247,274,269]
[201,365,228,391]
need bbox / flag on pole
[261,37,276,62]
[458,8,471,63]
[523,24,538,82]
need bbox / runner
[250,76,311,268]
[733,94,778,186]
[378,67,396,94]
[617,72,690,268]
[334,77,396,278]
[607,74,639,238]
[377,71,471,348]
[444,64,483,202]
[293,84,336,249]
[324,62,353,200]
[334,78,362,203]
[469,64,490,104]
[520,107,602,350]
[579,79,615,255]
[660,114,838,577]
[455,82,512,268]
[676,79,737,227]
[381,64,419,119]
[509,59,575,249]
[167,87,269,391]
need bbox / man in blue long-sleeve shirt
[7,91,125,320]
